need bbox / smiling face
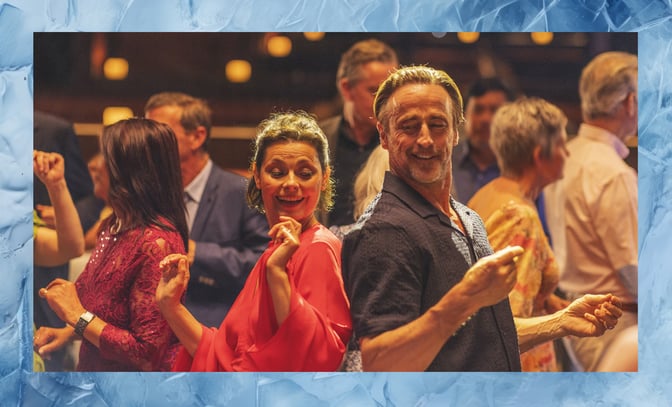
[253,140,328,228]
[379,83,458,190]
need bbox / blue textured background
[1,1,669,405]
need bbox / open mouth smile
[411,153,436,160]
[276,196,305,207]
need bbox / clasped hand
[34,278,86,358]
[39,278,86,327]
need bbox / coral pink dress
[172,224,352,371]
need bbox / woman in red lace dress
[156,111,352,371]
[34,118,188,371]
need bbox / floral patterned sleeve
[484,202,558,318]
[97,228,183,371]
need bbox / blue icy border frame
[1,1,670,405]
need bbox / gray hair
[490,97,567,177]
[579,51,637,121]
[144,92,213,151]
[336,39,398,90]
[373,65,465,132]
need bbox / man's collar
[338,116,379,149]
[579,123,630,159]
[382,172,474,235]
[184,159,213,204]
[382,172,445,219]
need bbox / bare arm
[156,254,204,356]
[264,216,303,325]
[516,293,623,353]
[360,246,523,371]
[33,150,84,266]
[360,280,480,371]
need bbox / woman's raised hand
[266,216,302,271]
[156,254,190,311]
[33,150,65,187]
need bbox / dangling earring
[110,218,122,235]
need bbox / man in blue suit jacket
[146,92,269,329]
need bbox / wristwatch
[74,310,96,336]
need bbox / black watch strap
[74,311,95,336]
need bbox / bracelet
[74,311,96,336]
[452,313,475,337]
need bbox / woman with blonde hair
[468,97,571,371]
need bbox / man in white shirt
[545,51,638,371]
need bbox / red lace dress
[75,223,185,371]
[172,224,352,371]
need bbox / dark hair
[374,65,465,131]
[247,111,334,213]
[101,118,188,250]
[144,92,212,152]
[464,77,515,108]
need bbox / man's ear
[191,125,208,151]
[626,92,637,117]
[452,130,460,146]
[378,122,389,149]
[339,78,352,102]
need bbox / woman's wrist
[67,306,88,327]
[157,296,183,316]
[46,179,68,193]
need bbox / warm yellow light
[457,32,480,44]
[267,35,292,57]
[531,32,554,45]
[225,60,252,83]
[103,57,129,80]
[303,32,325,41]
[102,107,133,125]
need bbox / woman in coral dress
[157,111,352,371]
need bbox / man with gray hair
[342,65,623,371]
[319,38,398,227]
[545,51,638,371]
[145,92,269,329]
